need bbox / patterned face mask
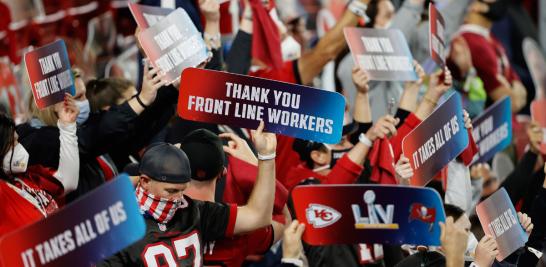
[135,185,188,224]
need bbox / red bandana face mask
[135,185,188,224]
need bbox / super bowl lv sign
[292,185,445,246]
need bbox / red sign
[428,3,446,67]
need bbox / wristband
[257,152,276,161]
[359,133,373,147]
[281,258,303,267]
[135,94,149,109]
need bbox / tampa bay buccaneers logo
[306,204,342,228]
[409,203,436,231]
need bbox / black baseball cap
[139,142,192,183]
[180,129,225,181]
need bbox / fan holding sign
[136,8,209,84]
[25,40,76,109]
[402,93,476,186]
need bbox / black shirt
[98,197,237,267]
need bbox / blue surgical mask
[75,99,90,125]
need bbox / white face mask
[281,35,302,62]
[75,99,90,125]
[3,143,29,174]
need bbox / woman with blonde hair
[18,63,166,201]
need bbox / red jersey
[223,156,288,218]
[284,153,364,191]
[368,113,422,184]
[458,24,520,94]
[203,226,274,267]
[0,167,63,237]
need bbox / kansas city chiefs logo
[306,204,341,228]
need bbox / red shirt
[284,153,364,191]
[0,167,63,237]
[203,226,274,267]
[368,113,422,184]
[223,156,289,219]
[458,24,520,94]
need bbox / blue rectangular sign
[292,185,446,246]
[0,174,146,267]
[471,96,512,163]
[179,68,346,144]
[402,93,470,186]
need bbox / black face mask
[330,148,352,168]
[479,0,508,21]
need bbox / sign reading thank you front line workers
[344,27,417,81]
[138,8,208,84]
[178,68,345,144]
[471,96,512,163]
[402,94,469,186]
[291,185,446,246]
[0,174,146,267]
[24,39,75,109]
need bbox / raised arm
[200,0,224,70]
[414,66,452,120]
[399,61,425,113]
[297,0,370,85]
[234,121,277,234]
[53,94,80,195]
[225,3,253,74]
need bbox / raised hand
[394,155,413,185]
[251,121,277,157]
[140,60,167,106]
[282,220,306,260]
[440,216,469,267]
[474,235,498,267]
[429,66,453,100]
[405,60,426,90]
[55,93,80,126]
[365,115,400,141]
[517,212,533,235]
[219,132,258,165]
[352,66,370,94]
[199,0,220,22]
[527,121,543,154]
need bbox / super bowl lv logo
[306,204,342,228]
[351,190,399,229]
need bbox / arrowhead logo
[306,204,342,228]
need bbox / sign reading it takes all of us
[402,93,469,186]
[0,175,146,267]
